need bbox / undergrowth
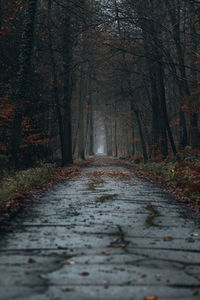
[0,164,57,209]
[123,149,200,203]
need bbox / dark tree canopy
[0,0,199,169]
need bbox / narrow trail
[0,158,200,300]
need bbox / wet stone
[0,158,200,300]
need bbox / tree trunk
[77,67,85,160]
[87,69,94,156]
[48,0,65,164]
[62,15,73,165]
[88,108,94,156]
[131,104,148,163]
[114,104,118,157]
[164,0,189,148]
[10,0,38,168]
[156,48,177,156]
[189,5,200,149]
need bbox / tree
[10,0,38,168]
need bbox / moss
[97,193,118,203]
[145,204,160,227]
[115,225,125,239]
[88,177,104,191]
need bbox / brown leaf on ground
[186,255,194,260]
[136,278,144,282]
[164,236,173,241]
[192,233,199,237]
[144,296,157,300]
[109,243,127,248]
[63,260,75,265]
[28,258,35,263]
[65,288,74,292]
[80,272,90,276]
[101,252,110,256]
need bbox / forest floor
[122,155,200,204]
[0,157,200,300]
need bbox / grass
[146,204,160,227]
[73,158,84,164]
[123,152,200,203]
[88,177,104,191]
[97,193,118,203]
[0,164,58,210]
[137,161,200,202]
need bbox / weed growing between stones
[97,194,118,203]
[146,204,160,227]
[88,177,104,191]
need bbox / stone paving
[0,158,200,299]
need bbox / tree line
[0,0,199,170]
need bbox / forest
[1,1,200,299]
[0,0,200,193]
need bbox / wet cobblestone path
[0,158,200,300]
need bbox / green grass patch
[88,177,104,191]
[0,164,57,209]
[73,158,84,164]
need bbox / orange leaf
[164,236,173,242]
[63,260,75,265]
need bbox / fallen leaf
[136,278,144,282]
[80,272,90,276]
[102,280,109,284]
[112,238,119,242]
[192,233,199,237]
[109,243,127,248]
[186,255,194,260]
[101,252,110,256]
[40,218,48,223]
[65,288,74,292]
[63,260,75,265]
[164,236,173,242]
[28,258,35,263]
[144,296,157,300]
